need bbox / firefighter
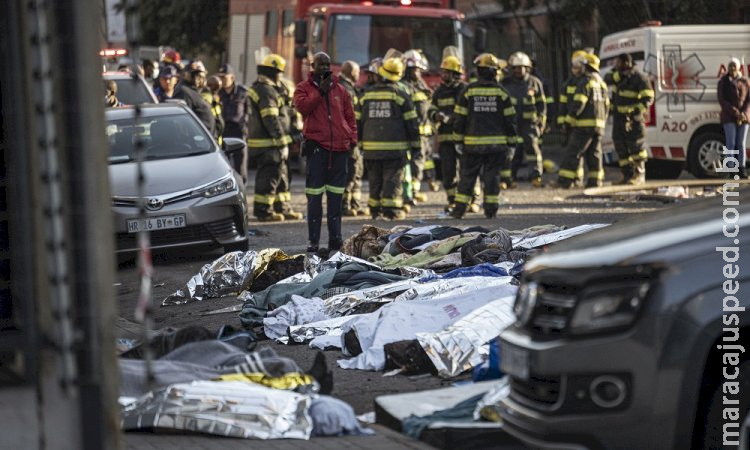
[556,53,609,188]
[357,53,420,220]
[175,60,216,138]
[403,49,437,199]
[605,52,655,185]
[248,53,293,222]
[273,74,304,221]
[428,54,467,212]
[503,51,546,187]
[558,49,590,186]
[451,53,517,219]
[200,72,225,147]
[339,60,367,217]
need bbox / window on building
[266,10,278,37]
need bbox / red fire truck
[227,0,466,87]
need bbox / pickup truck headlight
[193,174,236,198]
[569,281,650,335]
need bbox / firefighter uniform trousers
[429,80,466,205]
[452,81,518,217]
[408,82,433,196]
[274,83,298,215]
[557,72,609,187]
[558,78,586,182]
[605,68,654,181]
[305,143,348,246]
[253,147,286,217]
[366,158,405,217]
[344,144,363,212]
[503,74,546,180]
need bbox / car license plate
[501,342,530,380]
[126,214,186,233]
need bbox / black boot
[449,203,467,219]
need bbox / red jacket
[294,73,357,151]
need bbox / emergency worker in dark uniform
[357,54,420,220]
[247,54,293,222]
[604,52,654,185]
[556,53,609,188]
[339,60,367,217]
[451,53,517,219]
[200,72,225,146]
[218,64,252,183]
[557,50,589,185]
[272,76,304,221]
[503,52,546,187]
[428,55,466,211]
[174,61,216,137]
[403,49,435,200]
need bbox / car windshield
[106,113,214,163]
[112,77,155,105]
[327,14,459,73]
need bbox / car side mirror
[223,137,246,155]
[294,19,307,45]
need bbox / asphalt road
[115,161,676,418]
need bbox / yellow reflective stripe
[566,85,577,94]
[500,169,512,177]
[403,110,418,120]
[248,89,259,103]
[413,91,429,102]
[437,134,460,142]
[454,193,470,204]
[504,106,515,116]
[573,93,588,103]
[253,194,275,204]
[453,133,464,141]
[522,111,538,120]
[587,170,605,180]
[558,168,577,180]
[612,72,621,83]
[510,98,518,105]
[424,159,435,170]
[557,115,567,125]
[305,186,325,195]
[247,136,291,147]
[618,158,633,167]
[615,104,643,114]
[634,150,648,160]
[419,123,433,135]
[640,89,654,98]
[362,91,405,106]
[559,95,568,104]
[325,185,345,194]
[618,90,639,98]
[260,107,279,117]
[355,111,362,120]
[569,118,606,128]
[522,97,536,105]
[368,197,380,207]
[455,105,469,115]
[464,136,509,145]
[437,98,456,107]
[381,197,403,207]
[276,191,292,202]
[484,195,499,204]
[362,141,409,151]
[466,87,507,98]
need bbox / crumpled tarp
[369,233,481,269]
[263,295,330,341]
[416,296,515,378]
[472,377,510,422]
[512,224,609,249]
[337,277,518,371]
[120,380,313,440]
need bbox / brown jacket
[717,74,750,124]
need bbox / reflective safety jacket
[428,80,467,143]
[452,80,518,154]
[247,76,292,150]
[604,68,654,119]
[502,74,546,130]
[356,81,420,160]
[404,78,434,136]
[557,76,579,126]
[200,89,225,144]
[276,80,303,143]
[565,72,609,131]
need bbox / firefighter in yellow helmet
[451,53,518,219]
[357,53,420,220]
[503,51,546,187]
[556,53,609,188]
[428,54,467,212]
[248,53,296,221]
[558,49,590,186]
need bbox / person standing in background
[339,60,367,217]
[218,64,252,184]
[717,57,750,178]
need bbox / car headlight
[193,174,236,198]
[569,281,650,335]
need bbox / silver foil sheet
[416,296,516,378]
[120,380,312,439]
[513,224,609,250]
[162,251,258,305]
[288,315,358,344]
[473,377,510,422]
[398,266,436,278]
[322,279,421,317]
[394,276,514,302]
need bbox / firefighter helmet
[404,49,428,71]
[570,49,588,63]
[162,49,181,64]
[583,53,600,72]
[508,51,532,68]
[440,55,462,73]
[474,53,500,69]
[259,54,286,72]
[378,57,405,82]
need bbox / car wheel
[645,159,684,180]
[687,130,727,178]
[696,359,749,449]
[223,239,249,254]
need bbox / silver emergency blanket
[416,296,516,378]
[322,279,421,317]
[307,252,381,279]
[264,295,330,342]
[162,251,258,305]
[473,377,510,422]
[290,315,359,347]
[120,380,313,439]
[337,277,518,371]
[513,224,609,250]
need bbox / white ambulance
[599,24,750,178]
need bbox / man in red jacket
[294,52,357,254]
